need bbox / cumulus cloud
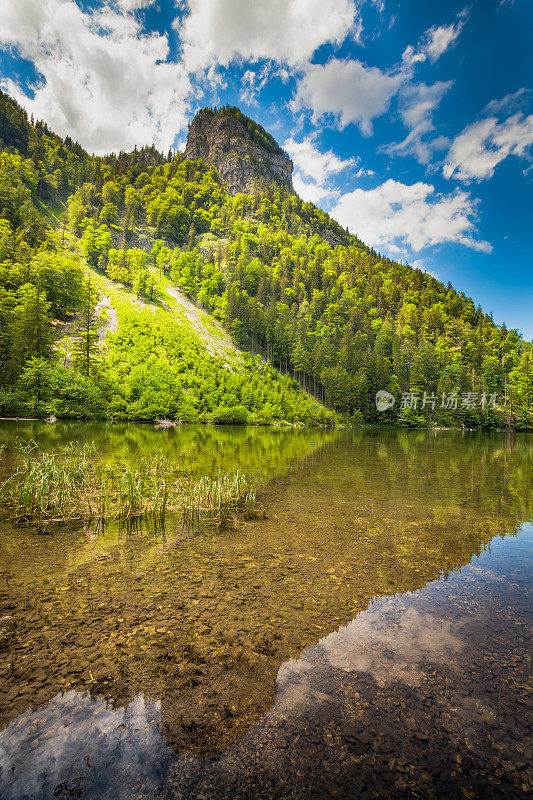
[292,174,340,205]
[178,0,358,72]
[443,113,533,181]
[385,80,452,163]
[331,179,491,254]
[291,58,403,134]
[0,0,477,171]
[290,9,468,138]
[0,0,192,155]
[285,135,357,184]
[0,0,363,154]
[285,134,358,205]
[403,8,469,65]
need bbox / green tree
[80,224,112,268]
[73,278,100,378]
[11,284,52,379]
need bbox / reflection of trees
[0,422,340,484]
[0,428,531,758]
[344,429,533,533]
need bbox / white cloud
[385,80,452,163]
[116,0,156,9]
[293,11,467,139]
[292,174,339,205]
[240,65,273,106]
[291,58,403,134]
[331,179,491,254]
[285,134,358,206]
[443,113,533,182]
[424,18,465,61]
[0,0,192,155]
[403,8,468,65]
[286,135,375,205]
[178,0,358,72]
[485,88,529,115]
[284,135,357,184]
[0,0,359,155]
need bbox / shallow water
[0,424,531,799]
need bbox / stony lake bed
[0,423,531,800]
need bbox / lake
[0,423,531,799]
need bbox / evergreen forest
[0,92,531,429]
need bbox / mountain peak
[184,106,293,195]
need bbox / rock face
[184,107,293,195]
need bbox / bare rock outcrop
[184,107,293,195]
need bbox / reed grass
[0,443,257,529]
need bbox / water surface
[0,424,531,799]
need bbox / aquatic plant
[181,472,256,528]
[0,443,258,529]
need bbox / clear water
[0,424,531,799]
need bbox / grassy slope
[84,266,240,364]
[66,261,332,424]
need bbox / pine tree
[73,278,99,378]
[11,284,52,380]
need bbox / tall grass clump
[0,443,258,529]
[181,472,256,528]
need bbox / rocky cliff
[184,106,293,195]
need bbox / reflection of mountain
[182,526,531,799]
[2,525,531,800]
[0,429,531,762]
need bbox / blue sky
[1,0,532,337]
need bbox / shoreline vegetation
[0,414,522,431]
[0,442,258,529]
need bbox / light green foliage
[16,358,104,415]
[11,285,52,378]
[0,87,531,427]
[99,202,118,226]
[211,405,250,425]
[30,250,85,315]
[185,186,532,428]
[80,223,112,267]
[106,247,148,287]
[100,306,332,424]
[133,265,156,301]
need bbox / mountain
[184,106,294,195]
[0,90,532,429]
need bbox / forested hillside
[0,92,531,428]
